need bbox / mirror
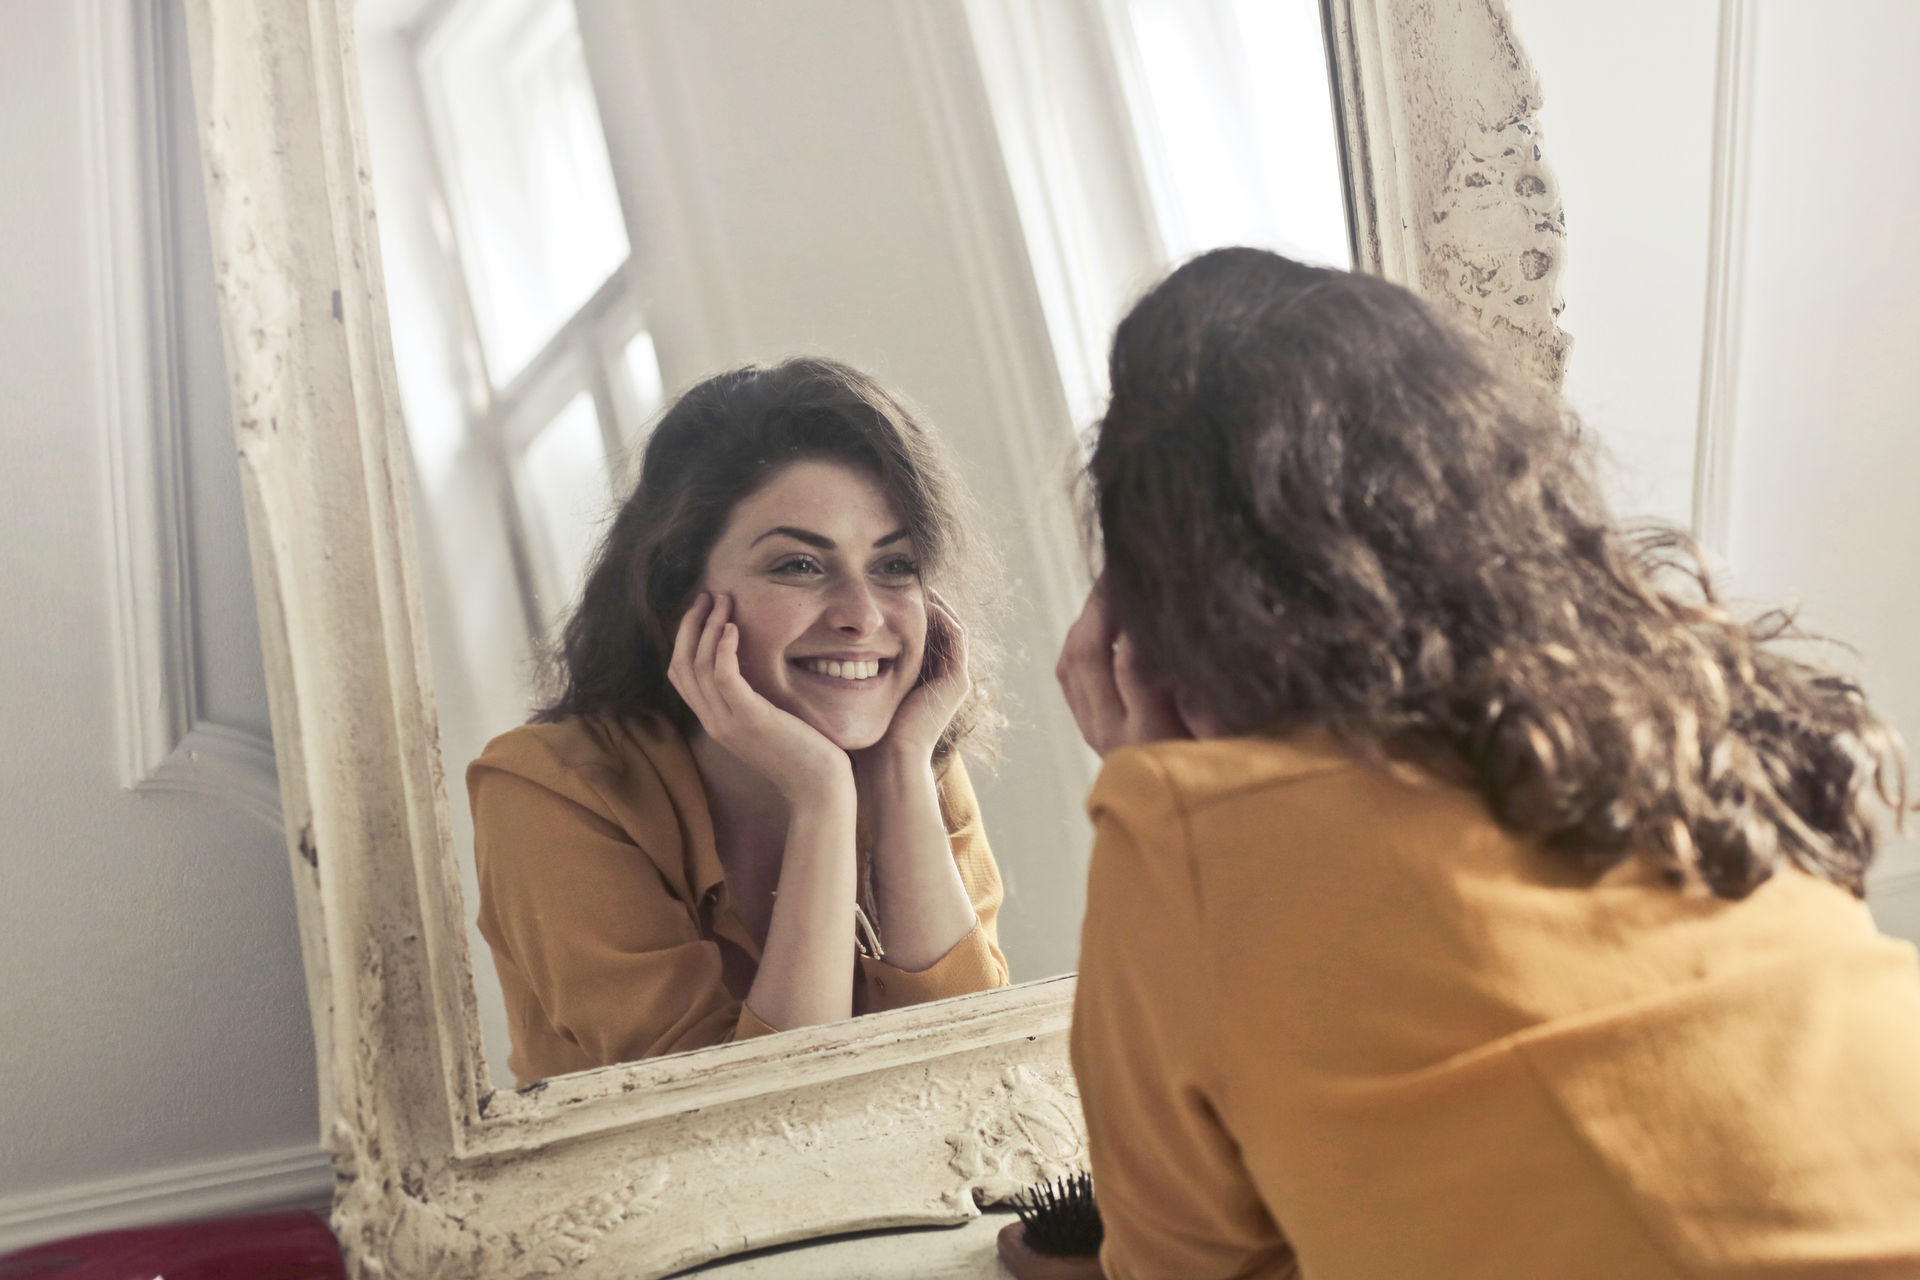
[183,0,1569,1272]
[351,0,1353,1088]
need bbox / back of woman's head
[1094,246,1905,897]
[538,355,997,764]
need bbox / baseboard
[0,1144,333,1254]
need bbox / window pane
[621,330,665,423]
[514,391,611,625]
[422,0,631,383]
[1122,0,1351,268]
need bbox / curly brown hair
[537,356,1001,768]
[1092,247,1906,898]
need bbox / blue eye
[774,555,824,577]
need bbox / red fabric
[0,1210,343,1280]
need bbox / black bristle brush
[1012,1170,1104,1257]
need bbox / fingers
[1056,588,1125,754]
[693,593,731,713]
[689,596,776,731]
[669,592,740,729]
[1056,582,1193,755]
[1111,633,1159,717]
[922,588,970,691]
[668,592,714,717]
[711,617,756,715]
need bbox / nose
[823,575,885,637]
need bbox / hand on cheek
[668,593,852,797]
[864,589,968,764]
[1055,580,1195,758]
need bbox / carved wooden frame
[181,0,1568,1275]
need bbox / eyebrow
[750,526,910,551]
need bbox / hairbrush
[1011,1170,1103,1258]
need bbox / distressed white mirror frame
[182,1,1569,1275]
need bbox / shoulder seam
[1125,751,1244,1121]
[472,722,651,826]
[1129,745,1355,818]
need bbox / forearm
[746,785,859,1031]
[860,749,979,972]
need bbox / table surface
[676,1208,1018,1279]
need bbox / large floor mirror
[352,0,1352,1089]
[183,0,1569,1272]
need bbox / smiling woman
[696,461,932,755]
[466,358,1011,1086]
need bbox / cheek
[724,587,812,681]
[892,595,930,673]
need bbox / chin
[781,690,907,754]
[803,714,890,754]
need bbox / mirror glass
[353,0,1351,1088]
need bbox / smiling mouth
[793,657,892,682]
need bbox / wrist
[779,752,857,806]
[855,740,937,786]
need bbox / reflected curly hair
[1092,247,1906,897]
[537,356,1000,769]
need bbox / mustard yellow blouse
[1071,734,1920,1280]
[468,714,1009,1086]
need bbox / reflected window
[620,331,665,426]
[361,0,663,639]
[418,0,630,383]
[514,391,611,628]
[1112,0,1351,269]
[966,0,1350,430]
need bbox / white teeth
[803,658,880,680]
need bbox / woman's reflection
[467,358,1009,1086]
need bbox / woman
[1021,249,1920,1279]
[468,357,1010,1088]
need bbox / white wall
[1504,0,1720,529]
[0,1,324,1252]
[1508,0,1920,938]
[1725,3,1920,927]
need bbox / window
[374,0,665,632]
[418,0,631,382]
[1108,0,1351,270]
[966,0,1350,430]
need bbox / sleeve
[1070,749,1298,1280]
[859,755,1012,1010]
[469,752,770,1075]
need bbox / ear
[1175,685,1231,739]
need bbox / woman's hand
[1055,577,1194,758]
[668,593,852,799]
[861,588,970,766]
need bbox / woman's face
[699,458,927,751]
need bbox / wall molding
[897,0,1100,810]
[1690,0,1757,557]
[83,0,280,831]
[0,1143,332,1254]
[959,0,1163,435]
[139,721,287,831]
